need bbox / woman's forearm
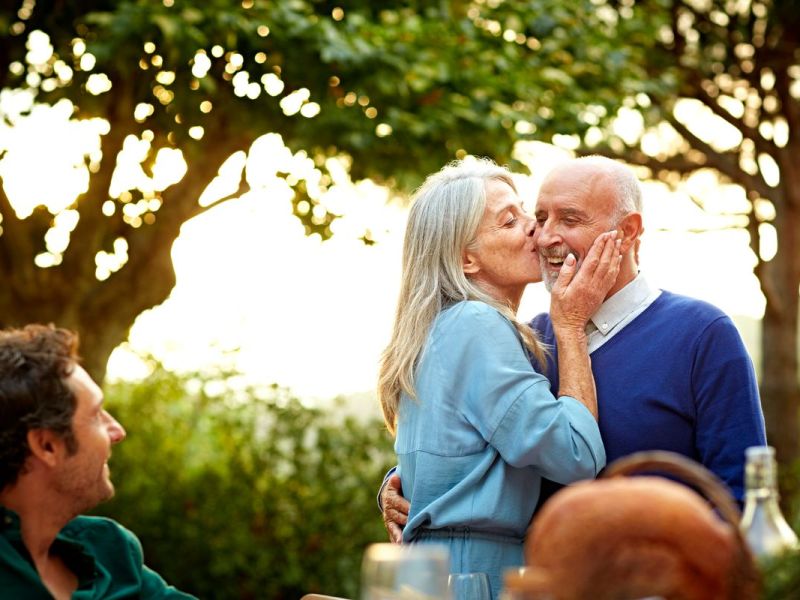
[554,328,598,420]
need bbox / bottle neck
[744,487,782,511]
[745,454,779,495]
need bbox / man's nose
[106,412,126,444]
[535,221,559,248]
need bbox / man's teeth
[546,257,564,265]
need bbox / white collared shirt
[585,273,662,353]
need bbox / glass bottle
[739,445,799,558]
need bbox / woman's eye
[504,217,517,227]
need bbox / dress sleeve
[692,316,767,502]
[436,303,606,483]
[376,465,398,511]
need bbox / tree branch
[82,134,254,323]
[577,145,705,176]
[194,176,251,217]
[665,114,778,202]
[0,175,29,265]
[690,81,775,158]
[743,208,783,313]
[60,76,136,291]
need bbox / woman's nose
[525,216,536,237]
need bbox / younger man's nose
[107,413,126,444]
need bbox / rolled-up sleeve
[491,391,605,481]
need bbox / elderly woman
[377,158,621,598]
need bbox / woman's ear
[463,249,480,275]
[617,212,643,255]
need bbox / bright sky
[1,96,768,404]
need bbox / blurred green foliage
[762,461,800,599]
[92,360,394,599]
[763,547,800,600]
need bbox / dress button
[601,323,609,330]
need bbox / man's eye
[505,217,517,227]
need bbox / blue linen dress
[396,301,606,598]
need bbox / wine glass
[360,543,449,599]
[448,572,491,600]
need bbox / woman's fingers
[578,231,621,285]
[592,232,621,283]
[550,230,623,303]
[552,253,578,292]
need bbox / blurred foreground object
[360,543,449,600]
[504,451,758,600]
[741,446,799,559]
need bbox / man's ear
[26,429,65,467]
[462,249,481,275]
[617,212,643,255]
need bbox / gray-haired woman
[377,158,621,598]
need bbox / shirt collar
[589,272,657,336]
[0,505,21,534]
[1,504,97,585]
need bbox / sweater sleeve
[440,302,605,482]
[692,316,767,501]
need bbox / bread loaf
[521,477,754,600]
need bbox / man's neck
[603,261,638,301]
[2,482,80,600]
[1,481,72,561]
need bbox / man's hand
[381,474,410,544]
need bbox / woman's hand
[549,231,622,333]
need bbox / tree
[0,0,644,380]
[569,0,800,468]
[2,1,797,468]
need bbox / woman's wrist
[554,326,588,346]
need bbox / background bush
[93,360,394,599]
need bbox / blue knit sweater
[531,290,767,501]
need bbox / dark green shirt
[0,506,196,599]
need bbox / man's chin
[541,273,557,292]
[98,480,116,504]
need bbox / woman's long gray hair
[378,158,547,435]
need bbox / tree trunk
[0,252,177,384]
[759,201,800,476]
[760,303,800,463]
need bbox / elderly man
[380,156,767,543]
[0,324,194,599]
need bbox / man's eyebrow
[557,207,589,219]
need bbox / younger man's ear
[26,429,65,467]
[617,212,643,254]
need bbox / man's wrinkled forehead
[535,167,615,216]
